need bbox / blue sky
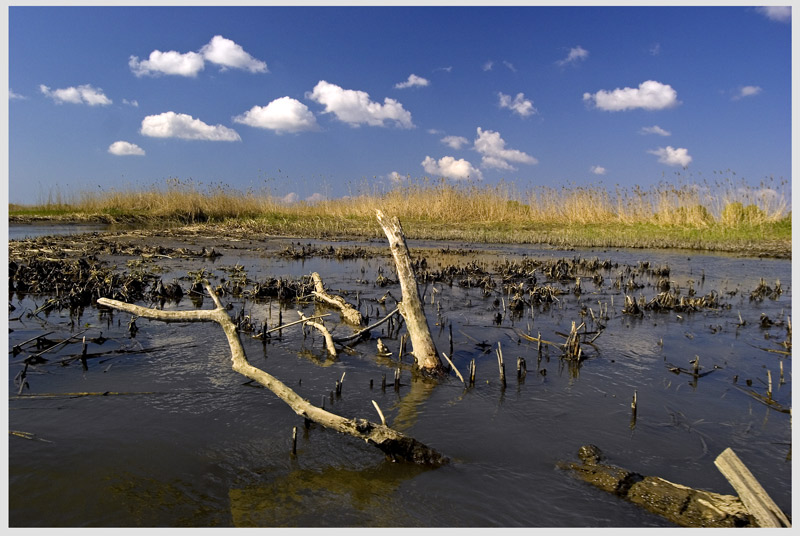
[6,5,793,205]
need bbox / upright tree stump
[375,210,444,375]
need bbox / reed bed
[10,175,791,251]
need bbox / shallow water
[8,223,115,240]
[7,235,792,527]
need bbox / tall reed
[17,173,790,229]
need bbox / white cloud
[122,98,139,107]
[498,92,537,117]
[732,85,763,100]
[590,165,607,175]
[200,35,267,73]
[756,6,791,23]
[130,36,266,77]
[307,80,413,128]
[482,60,494,71]
[129,50,205,77]
[108,141,145,156]
[281,192,299,204]
[441,135,469,150]
[234,97,318,133]
[557,46,589,66]
[473,127,537,170]
[583,80,679,111]
[306,192,326,203]
[10,89,26,100]
[140,111,241,141]
[648,146,692,167]
[395,74,429,89]
[388,171,406,183]
[640,125,671,136]
[503,60,516,72]
[422,155,483,180]
[40,84,112,106]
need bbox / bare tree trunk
[375,210,444,375]
[96,283,447,465]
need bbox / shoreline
[7,217,791,260]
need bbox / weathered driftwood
[714,447,791,527]
[311,272,363,326]
[559,445,755,527]
[375,209,444,375]
[96,284,448,465]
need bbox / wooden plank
[714,447,791,527]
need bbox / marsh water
[7,228,792,527]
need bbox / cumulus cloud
[200,35,267,73]
[129,35,266,77]
[108,141,145,156]
[140,111,241,141]
[281,192,299,204]
[40,84,112,106]
[389,171,406,182]
[498,92,537,117]
[395,74,429,89]
[129,50,205,77]
[640,125,671,136]
[307,80,413,128]
[234,97,318,133]
[441,135,469,150]
[306,192,326,203]
[590,165,607,175]
[584,80,679,111]
[422,155,483,180]
[648,146,692,167]
[756,6,791,23]
[732,85,763,100]
[557,45,589,66]
[473,127,537,170]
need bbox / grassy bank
[9,177,791,255]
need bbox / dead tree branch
[332,306,400,344]
[298,311,337,357]
[311,272,363,326]
[96,283,448,465]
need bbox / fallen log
[375,210,444,375]
[558,445,757,527]
[311,272,363,326]
[97,283,448,466]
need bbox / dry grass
[13,174,791,231]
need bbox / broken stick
[714,447,791,528]
[97,283,448,466]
